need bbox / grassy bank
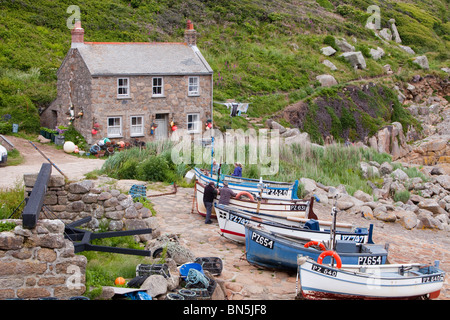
[99,140,396,197]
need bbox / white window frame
[188,76,200,96]
[187,113,200,134]
[130,116,144,137]
[107,116,122,138]
[117,78,130,98]
[152,77,164,97]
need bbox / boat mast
[330,195,338,266]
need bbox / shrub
[136,155,170,182]
[117,159,139,180]
[394,190,410,204]
[323,35,338,50]
[63,126,88,151]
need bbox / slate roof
[74,42,213,76]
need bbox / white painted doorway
[154,114,168,140]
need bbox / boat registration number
[251,233,274,249]
[422,274,444,283]
[340,235,366,243]
[229,213,249,226]
[265,189,288,196]
[290,204,307,211]
[311,264,338,277]
[358,256,382,265]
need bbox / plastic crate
[129,184,147,200]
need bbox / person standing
[212,159,219,175]
[203,182,217,224]
[218,181,237,205]
[231,162,242,177]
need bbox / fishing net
[147,234,195,264]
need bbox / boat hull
[298,259,445,300]
[194,167,299,201]
[216,204,370,244]
[245,226,388,271]
[196,181,312,219]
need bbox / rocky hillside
[0,0,448,135]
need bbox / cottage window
[187,113,200,134]
[117,78,130,98]
[152,77,164,97]
[130,116,144,137]
[188,77,199,96]
[107,117,122,137]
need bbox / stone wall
[23,174,159,240]
[0,219,87,299]
[40,48,92,136]
[89,74,212,144]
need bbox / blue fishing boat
[245,225,388,271]
[215,203,372,245]
[194,167,299,200]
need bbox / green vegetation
[3,148,24,166]
[81,236,152,298]
[0,221,16,232]
[0,0,448,141]
[100,140,393,197]
[0,183,25,219]
[393,190,410,204]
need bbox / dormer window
[117,78,130,98]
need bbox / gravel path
[0,135,105,190]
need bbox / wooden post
[22,163,52,229]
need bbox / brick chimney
[184,20,197,46]
[71,19,84,48]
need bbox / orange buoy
[317,251,342,269]
[235,191,255,201]
[304,240,326,251]
[115,277,126,286]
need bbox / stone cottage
[41,20,213,144]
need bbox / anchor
[16,163,153,256]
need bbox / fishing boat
[215,203,372,244]
[195,181,311,218]
[296,257,445,300]
[194,167,299,201]
[245,225,388,272]
[245,195,389,271]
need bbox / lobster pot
[194,257,223,276]
[188,288,211,300]
[166,293,184,300]
[178,289,197,300]
[136,263,171,278]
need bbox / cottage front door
[154,114,168,140]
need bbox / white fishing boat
[194,167,299,201]
[297,257,445,300]
[195,181,313,219]
[215,203,370,244]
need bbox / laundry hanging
[214,102,250,117]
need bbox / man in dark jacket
[203,182,217,224]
